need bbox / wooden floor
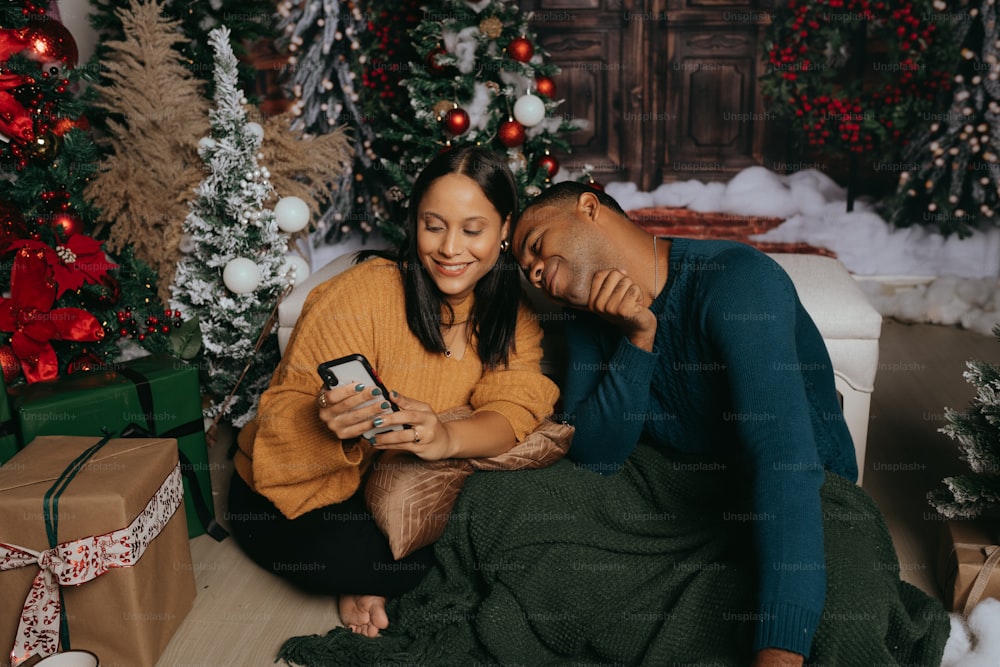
[155,319,998,666]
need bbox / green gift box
[0,371,16,466]
[7,353,226,540]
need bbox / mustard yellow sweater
[235,257,560,519]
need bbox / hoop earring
[499,239,510,252]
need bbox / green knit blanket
[278,443,950,666]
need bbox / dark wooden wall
[526,0,779,189]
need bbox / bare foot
[338,594,389,638]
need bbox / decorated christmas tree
[86,0,352,304]
[890,0,1000,237]
[170,26,295,429]
[377,0,579,238]
[0,1,178,385]
[929,324,1000,519]
[277,0,580,243]
[761,0,954,207]
[276,0,419,243]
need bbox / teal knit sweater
[561,238,859,657]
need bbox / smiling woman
[227,145,560,640]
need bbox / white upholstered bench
[277,251,882,485]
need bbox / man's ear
[576,191,601,222]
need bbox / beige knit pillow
[364,406,573,560]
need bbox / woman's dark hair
[357,146,521,369]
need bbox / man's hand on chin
[752,648,805,667]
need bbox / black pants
[227,471,435,597]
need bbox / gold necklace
[443,323,466,358]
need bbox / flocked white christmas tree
[171,26,299,429]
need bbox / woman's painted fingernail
[354,383,365,392]
[371,387,382,396]
[380,401,390,410]
[373,417,384,427]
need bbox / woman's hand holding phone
[317,382,400,442]
[364,392,456,461]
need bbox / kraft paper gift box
[7,353,224,540]
[0,435,196,667]
[936,518,1000,614]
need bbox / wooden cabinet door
[525,1,651,187]
[663,0,769,182]
[527,1,773,188]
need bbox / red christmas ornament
[426,46,448,73]
[535,76,556,98]
[588,178,604,192]
[507,37,533,63]
[19,20,78,68]
[48,211,84,239]
[537,153,560,178]
[444,107,470,135]
[498,118,525,148]
[0,345,21,383]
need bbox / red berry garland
[761,0,952,157]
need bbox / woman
[228,147,559,638]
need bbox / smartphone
[317,354,403,441]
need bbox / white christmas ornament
[283,253,311,283]
[223,257,260,294]
[513,93,545,127]
[245,122,264,143]
[274,196,311,233]
[198,136,216,150]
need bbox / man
[513,181,859,667]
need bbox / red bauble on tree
[47,211,84,240]
[0,345,21,383]
[19,20,79,68]
[498,118,525,147]
[535,75,555,98]
[444,107,470,135]
[426,46,448,73]
[507,36,533,63]
[537,152,559,178]
[588,178,604,191]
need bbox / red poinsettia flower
[10,236,117,298]
[0,246,105,383]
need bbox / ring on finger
[317,391,329,409]
[412,426,420,444]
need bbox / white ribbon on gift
[1,463,183,665]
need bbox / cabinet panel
[527,4,635,185]
[528,2,771,187]
[665,25,763,180]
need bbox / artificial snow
[596,166,1000,336]
[941,598,1000,667]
